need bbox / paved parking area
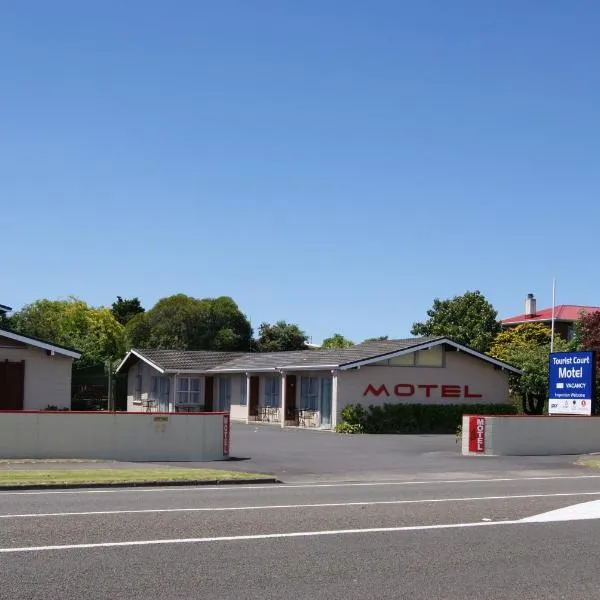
[197,422,589,483]
[0,422,590,484]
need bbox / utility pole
[106,360,114,411]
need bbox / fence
[0,411,230,461]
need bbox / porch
[244,372,336,429]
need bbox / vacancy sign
[549,351,595,416]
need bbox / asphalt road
[183,422,591,482]
[3,474,600,599]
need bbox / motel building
[116,337,519,429]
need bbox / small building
[0,328,81,410]
[501,293,600,341]
[117,337,518,429]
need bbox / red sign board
[468,416,486,453]
[223,414,230,456]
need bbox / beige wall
[462,415,600,456]
[0,345,73,410]
[126,363,247,416]
[0,412,229,461]
[126,361,165,412]
[336,349,510,425]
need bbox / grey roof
[117,336,521,375]
[125,349,245,372]
[0,328,81,359]
[209,337,445,372]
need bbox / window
[264,377,280,407]
[300,376,319,410]
[415,345,444,367]
[388,354,414,366]
[218,377,231,411]
[177,377,202,405]
[240,376,247,406]
[134,374,143,402]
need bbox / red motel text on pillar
[468,416,486,453]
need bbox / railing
[297,409,320,428]
[255,406,281,423]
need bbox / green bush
[340,403,367,425]
[334,422,365,434]
[338,402,518,434]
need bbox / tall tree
[111,296,145,326]
[10,298,125,367]
[576,311,600,396]
[411,290,500,353]
[489,324,571,412]
[322,333,354,349]
[488,322,554,363]
[124,294,252,351]
[362,336,389,343]
[256,321,308,352]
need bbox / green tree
[576,311,600,407]
[111,296,145,326]
[256,321,308,352]
[489,322,572,412]
[363,336,389,343]
[488,322,554,363]
[411,290,500,353]
[321,333,354,349]
[10,298,125,367]
[124,294,252,351]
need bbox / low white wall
[462,415,600,456]
[0,412,230,461]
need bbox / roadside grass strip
[0,468,269,487]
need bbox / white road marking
[521,499,600,523]
[0,519,527,553]
[0,474,599,496]
[3,490,600,519]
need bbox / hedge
[337,402,518,434]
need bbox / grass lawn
[578,458,600,469]
[0,468,270,487]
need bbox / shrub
[337,402,517,434]
[334,422,365,434]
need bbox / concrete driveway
[213,422,588,483]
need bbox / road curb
[0,477,281,491]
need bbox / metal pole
[550,278,556,353]
[107,361,114,411]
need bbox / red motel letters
[363,383,482,400]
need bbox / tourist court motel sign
[548,351,596,416]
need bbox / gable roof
[206,337,440,373]
[116,349,246,374]
[116,337,521,376]
[501,305,600,325]
[0,328,81,359]
[209,336,521,374]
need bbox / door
[204,376,214,412]
[158,377,170,412]
[320,376,332,428]
[218,377,231,412]
[249,376,259,417]
[285,375,297,420]
[0,361,24,410]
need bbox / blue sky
[2,1,599,343]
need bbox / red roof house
[501,294,600,340]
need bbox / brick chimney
[525,293,536,317]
